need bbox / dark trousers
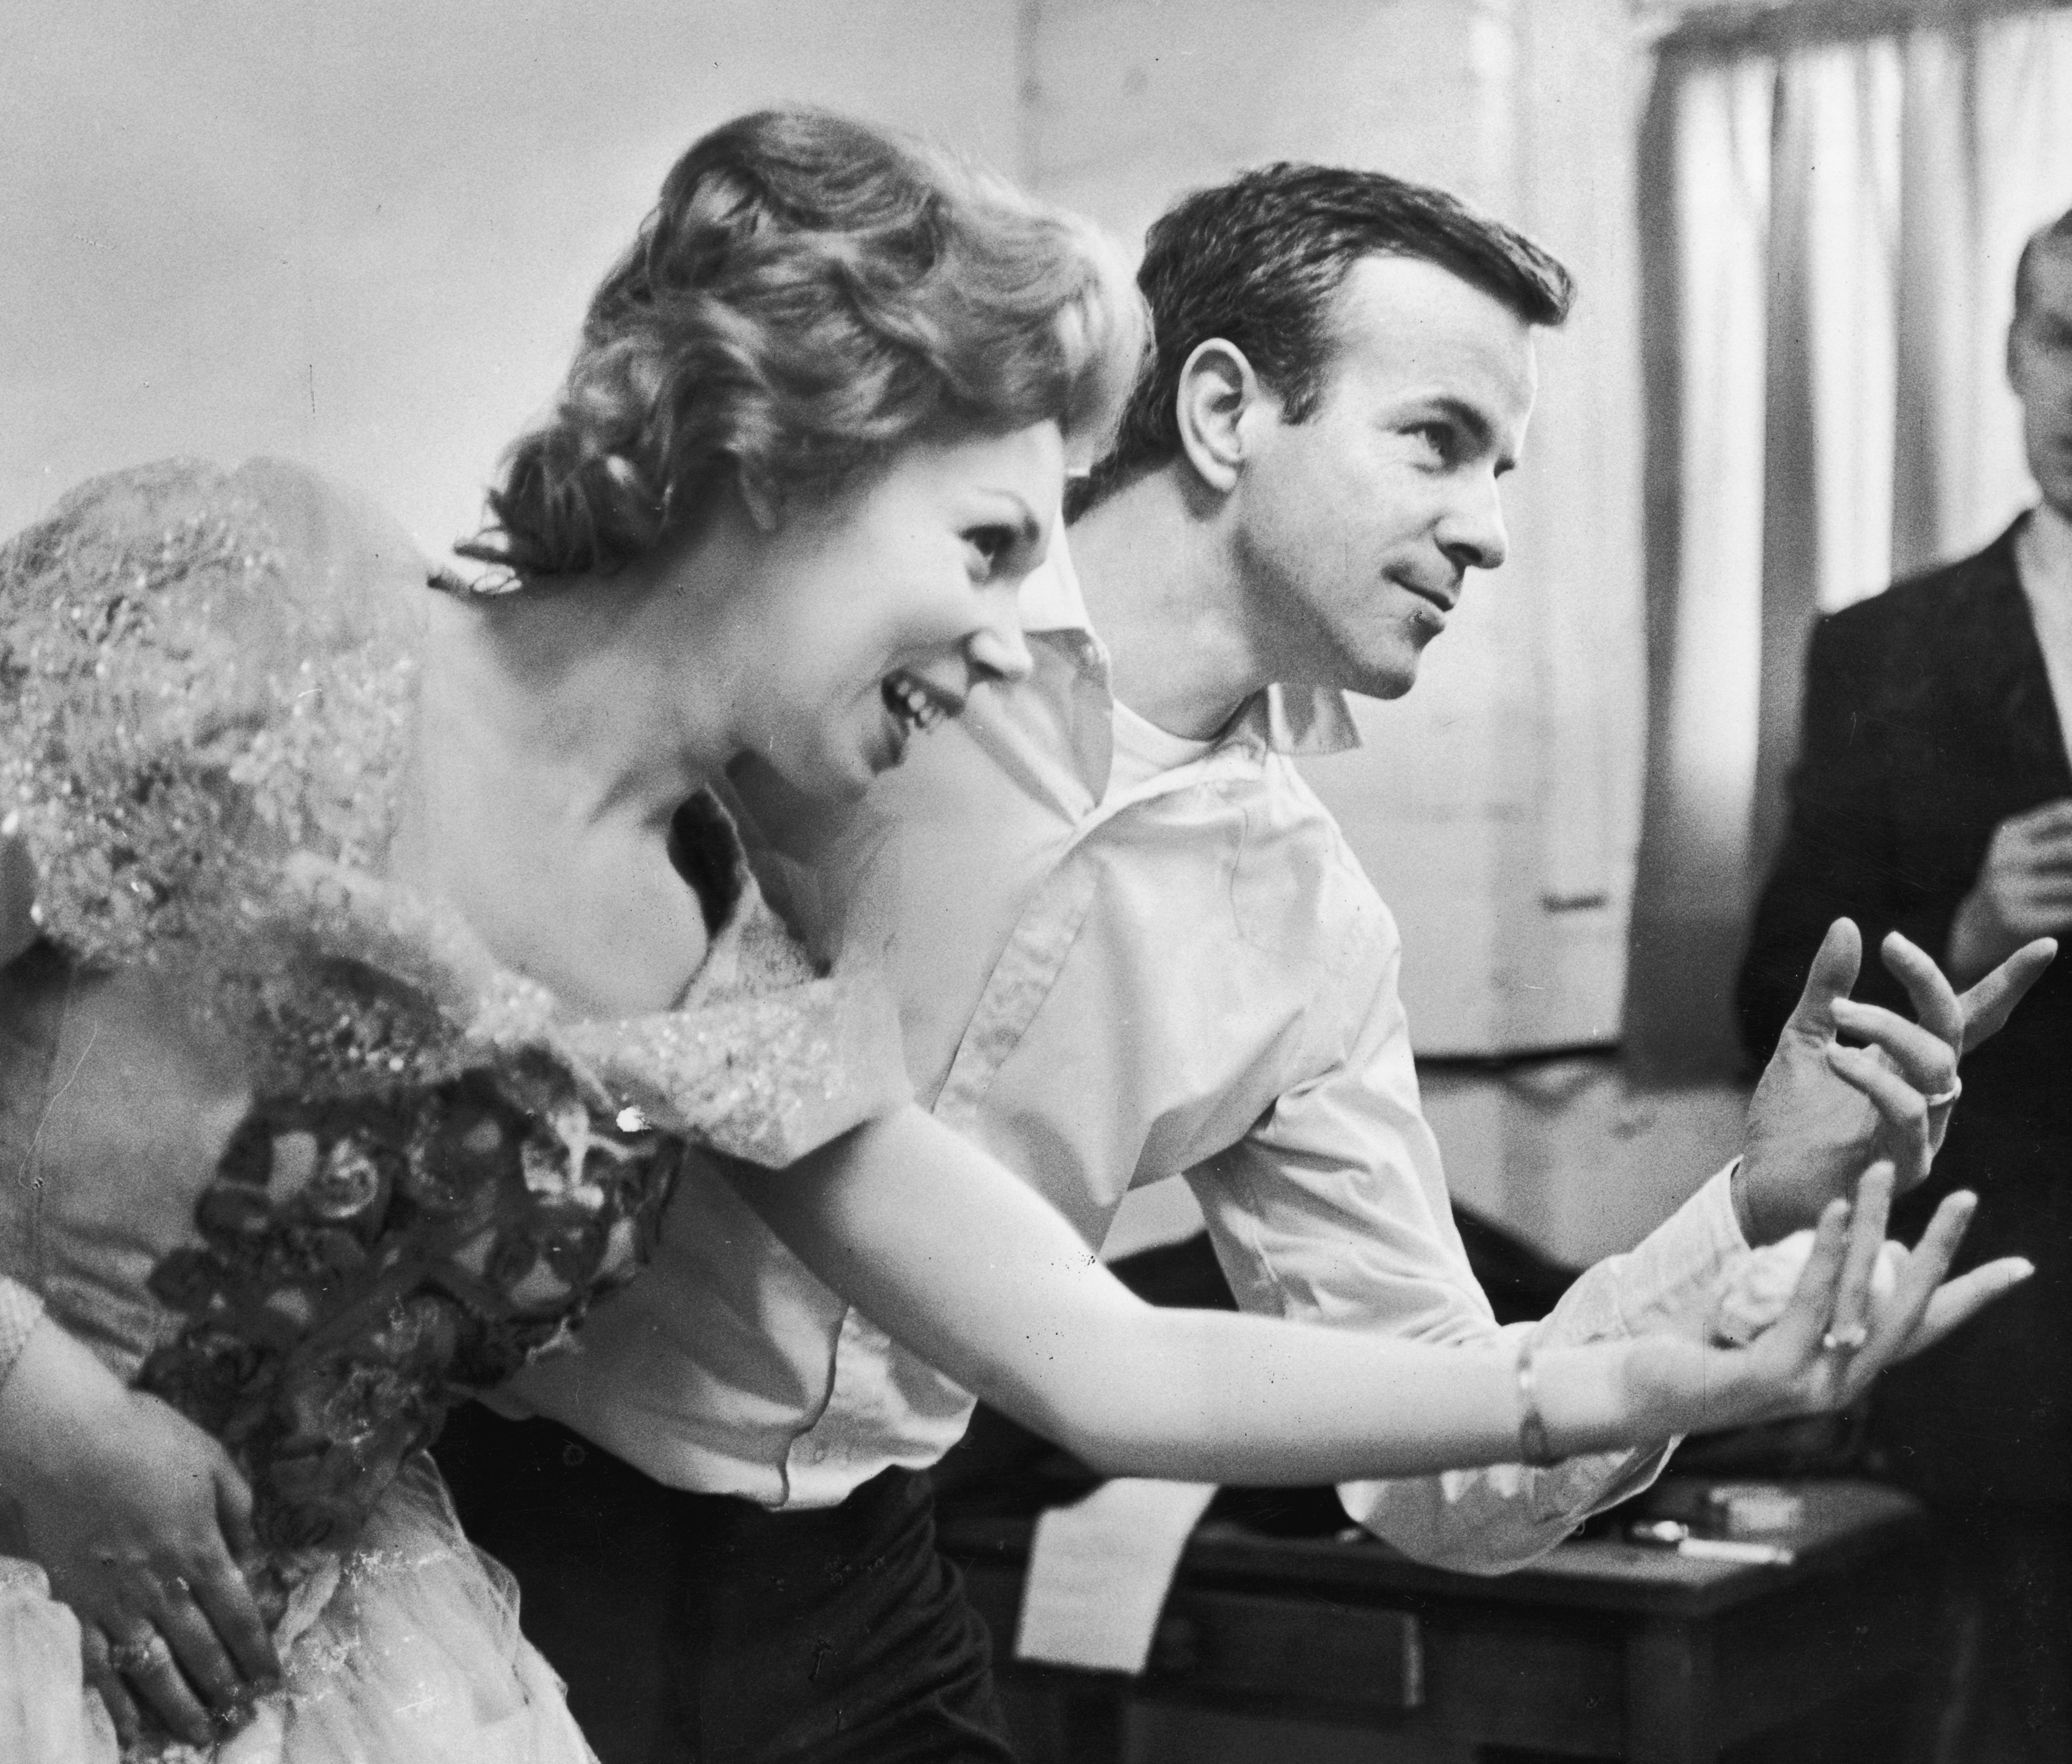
[1908,1504,2072,1764]
[433,1405,1017,1764]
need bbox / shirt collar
[2019,500,2072,602]
[1022,532,1365,763]
[1252,683,1362,758]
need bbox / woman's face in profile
[735,419,1059,801]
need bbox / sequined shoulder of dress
[0,455,425,976]
[561,791,911,1170]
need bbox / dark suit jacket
[1738,518,2071,1506]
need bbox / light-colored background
[1,0,1025,554]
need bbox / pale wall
[1,0,1024,558]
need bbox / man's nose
[1438,475,1509,574]
[966,593,1034,685]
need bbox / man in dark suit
[1740,206,2072,1761]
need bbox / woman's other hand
[1627,1162,2032,1440]
[0,1318,279,1747]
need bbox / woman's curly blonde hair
[460,108,1145,580]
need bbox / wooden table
[940,1480,1932,1763]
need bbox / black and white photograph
[2,2,2070,1760]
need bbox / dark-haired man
[1740,205,2072,1762]
[447,166,2037,1762]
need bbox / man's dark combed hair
[2015,204,2072,323]
[1076,162,1574,511]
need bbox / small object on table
[1628,1517,1797,1567]
[1701,1483,1804,1537]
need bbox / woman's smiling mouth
[882,669,957,734]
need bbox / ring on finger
[1822,1323,1870,1353]
[108,1630,172,1676]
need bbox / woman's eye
[964,526,1017,576]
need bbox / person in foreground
[1740,204,2072,1763]
[0,114,2032,1764]
[436,153,2058,1762]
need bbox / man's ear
[1175,339,1266,495]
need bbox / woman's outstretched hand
[1626,1163,2032,1441]
[0,1321,280,1748]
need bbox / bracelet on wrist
[1515,1333,1559,1468]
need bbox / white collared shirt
[2017,501,2072,769]
[505,540,1748,1572]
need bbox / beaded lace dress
[0,458,908,1762]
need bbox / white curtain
[1626,3,2072,1078]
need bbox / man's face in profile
[2011,242,2072,521]
[1226,253,1538,701]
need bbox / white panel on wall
[1024,0,1484,236]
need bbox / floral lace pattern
[137,1070,680,1551]
[0,459,416,986]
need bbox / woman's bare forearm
[0,1307,130,1493]
[738,1106,1664,1483]
[971,1304,1649,1483]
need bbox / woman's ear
[1174,338,1265,496]
[734,468,783,535]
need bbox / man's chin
[1333,657,1421,701]
[1362,672,1418,702]
[1326,628,1435,701]
[757,747,877,812]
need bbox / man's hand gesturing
[1733,918,2055,1244]
[1947,799,2072,985]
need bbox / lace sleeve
[560,798,913,1169]
[566,956,911,1169]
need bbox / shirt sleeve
[1185,922,1750,1575]
[0,1275,45,1393]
